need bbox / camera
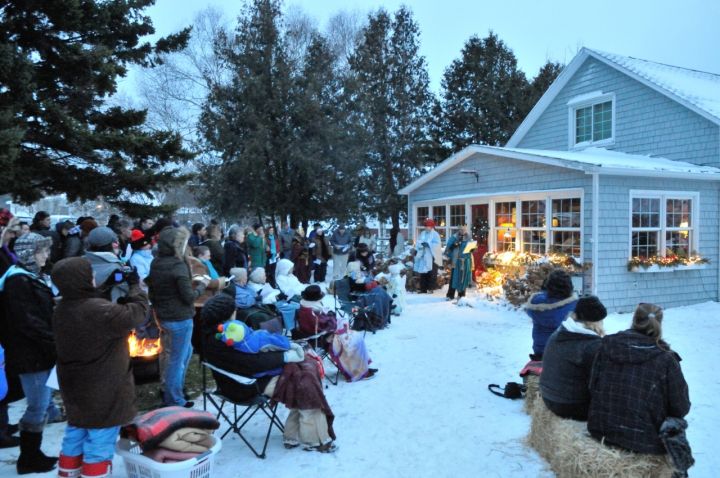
[113,265,133,284]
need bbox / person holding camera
[52,257,148,478]
[83,227,131,302]
[147,227,209,408]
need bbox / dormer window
[568,92,615,148]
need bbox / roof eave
[590,167,720,181]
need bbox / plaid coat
[588,330,690,454]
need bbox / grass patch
[134,353,215,412]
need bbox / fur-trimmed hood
[525,292,579,312]
[157,227,189,259]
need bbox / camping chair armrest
[202,361,258,386]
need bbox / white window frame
[628,190,700,259]
[567,92,616,149]
[412,188,584,259]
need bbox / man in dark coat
[52,257,148,477]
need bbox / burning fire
[128,331,162,358]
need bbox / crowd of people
[0,210,397,475]
[0,207,691,474]
[526,270,691,472]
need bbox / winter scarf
[200,259,219,280]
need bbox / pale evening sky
[125,0,720,94]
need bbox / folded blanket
[158,427,214,453]
[122,407,219,451]
[142,448,202,463]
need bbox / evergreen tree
[437,32,529,152]
[525,61,564,112]
[347,7,436,251]
[199,0,294,220]
[289,34,362,226]
[0,0,192,211]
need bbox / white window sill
[571,139,615,150]
[629,263,708,273]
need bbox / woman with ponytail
[587,303,690,454]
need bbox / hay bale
[528,398,674,478]
[523,374,540,414]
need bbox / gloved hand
[283,342,305,363]
[126,267,140,286]
[313,259,322,265]
[421,242,429,248]
[308,242,316,248]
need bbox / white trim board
[507,48,720,148]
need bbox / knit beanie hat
[249,267,266,284]
[574,295,607,322]
[130,229,151,250]
[86,226,118,249]
[201,294,236,327]
[13,232,52,274]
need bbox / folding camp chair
[201,361,284,459]
[290,309,341,386]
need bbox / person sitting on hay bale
[524,269,579,360]
[588,303,692,472]
[540,295,606,421]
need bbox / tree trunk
[390,210,400,255]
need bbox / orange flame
[128,331,162,358]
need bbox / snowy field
[0,289,717,477]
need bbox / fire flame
[128,331,162,358]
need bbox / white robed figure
[413,218,442,293]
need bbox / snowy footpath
[0,291,718,477]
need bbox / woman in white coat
[413,218,442,293]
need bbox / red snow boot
[81,461,112,478]
[58,454,83,477]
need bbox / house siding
[408,152,594,262]
[596,176,719,312]
[516,58,720,167]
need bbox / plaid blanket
[122,406,219,451]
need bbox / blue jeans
[61,425,120,463]
[18,370,53,432]
[159,319,193,406]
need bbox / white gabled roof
[398,145,720,195]
[507,48,720,147]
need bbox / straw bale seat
[528,397,674,478]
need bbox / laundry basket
[115,436,222,478]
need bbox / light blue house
[399,48,720,311]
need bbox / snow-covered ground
[0,290,717,477]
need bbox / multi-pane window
[495,202,516,251]
[574,100,613,145]
[521,200,546,253]
[630,195,695,258]
[449,204,466,236]
[550,198,582,256]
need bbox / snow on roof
[588,49,720,123]
[503,146,720,175]
[399,144,720,194]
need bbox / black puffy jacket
[0,270,56,374]
[540,325,601,406]
[588,330,690,454]
[147,228,206,322]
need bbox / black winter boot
[17,430,58,474]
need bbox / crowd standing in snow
[0,208,693,475]
[0,210,401,475]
